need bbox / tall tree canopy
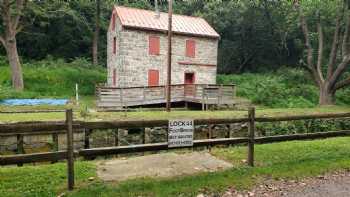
[295,0,350,105]
[0,0,302,72]
[0,0,349,103]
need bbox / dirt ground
[97,151,233,182]
[96,152,350,197]
[218,170,350,197]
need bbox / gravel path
[196,170,350,197]
[220,170,350,197]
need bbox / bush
[257,118,350,136]
[0,85,37,100]
[217,67,349,108]
[0,57,106,99]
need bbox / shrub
[217,67,349,108]
[0,57,106,99]
[257,118,350,136]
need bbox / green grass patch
[0,161,96,197]
[218,67,350,108]
[0,105,349,123]
[67,137,350,197]
[0,57,106,100]
[2,137,350,196]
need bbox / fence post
[114,128,119,146]
[52,133,59,151]
[202,91,205,111]
[247,107,255,167]
[219,84,223,107]
[207,124,213,151]
[51,133,59,163]
[84,129,91,149]
[16,134,24,166]
[66,109,75,190]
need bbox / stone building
[107,6,220,88]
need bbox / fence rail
[96,84,236,109]
[1,109,350,190]
[2,112,350,133]
[2,130,350,166]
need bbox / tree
[178,0,297,74]
[0,0,27,90]
[295,0,350,105]
[92,0,100,65]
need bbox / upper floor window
[112,13,116,30]
[149,36,160,55]
[113,37,116,54]
[186,39,196,58]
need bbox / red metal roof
[115,6,220,39]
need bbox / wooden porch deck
[96,84,236,110]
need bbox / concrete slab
[97,152,233,182]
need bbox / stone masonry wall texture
[107,13,219,87]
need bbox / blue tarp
[0,99,69,106]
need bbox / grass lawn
[0,161,95,197]
[0,105,349,123]
[1,137,350,196]
[0,93,349,123]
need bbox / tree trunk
[319,85,335,106]
[5,39,24,91]
[92,32,98,65]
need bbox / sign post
[168,120,194,148]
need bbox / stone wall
[107,17,218,87]
[107,11,123,86]
[0,124,247,155]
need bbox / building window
[149,36,160,55]
[148,70,159,86]
[113,37,116,54]
[112,13,116,30]
[186,39,196,58]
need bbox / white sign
[168,120,194,148]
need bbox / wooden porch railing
[96,84,236,109]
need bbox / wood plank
[97,84,236,108]
[79,138,248,157]
[81,118,250,129]
[255,130,350,143]
[0,122,69,134]
[1,130,349,165]
[0,151,68,165]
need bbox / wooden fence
[96,84,236,110]
[1,109,350,190]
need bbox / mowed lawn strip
[68,137,350,197]
[0,105,349,123]
[1,137,350,196]
[0,161,96,197]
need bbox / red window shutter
[112,69,117,86]
[186,40,196,58]
[113,37,116,54]
[112,14,116,30]
[148,70,159,86]
[149,36,160,55]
